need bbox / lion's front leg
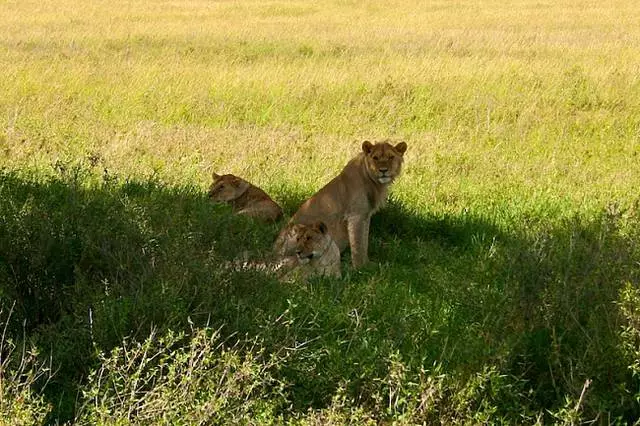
[347,215,370,268]
[236,206,266,220]
[272,225,292,256]
[325,263,342,279]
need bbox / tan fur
[222,251,297,276]
[278,222,341,280]
[225,222,340,281]
[273,140,407,268]
[209,173,283,222]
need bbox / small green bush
[0,305,52,425]
[76,327,289,425]
[620,283,640,415]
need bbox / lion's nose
[379,167,388,173]
[297,251,313,259]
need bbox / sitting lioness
[209,173,283,222]
[274,140,407,268]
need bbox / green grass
[1,0,640,423]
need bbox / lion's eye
[306,236,312,241]
[372,156,379,161]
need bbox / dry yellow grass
[1,0,639,207]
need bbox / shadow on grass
[0,169,638,423]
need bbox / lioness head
[362,140,407,185]
[292,222,330,264]
[208,173,250,202]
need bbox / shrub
[0,304,52,425]
[75,327,289,425]
[619,283,640,418]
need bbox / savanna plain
[1,0,640,424]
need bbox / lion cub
[277,221,341,280]
[225,222,341,280]
[274,140,407,268]
[209,173,283,222]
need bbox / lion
[224,222,341,280]
[209,173,283,222]
[279,221,341,280]
[273,140,407,268]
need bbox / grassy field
[1,0,640,423]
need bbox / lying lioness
[209,173,283,222]
[279,221,341,280]
[226,222,341,280]
[274,140,407,268]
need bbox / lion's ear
[212,172,221,180]
[234,177,250,193]
[394,142,407,155]
[315,221,328,234]
[362,141,373,154]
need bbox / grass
[1,0,640,423]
